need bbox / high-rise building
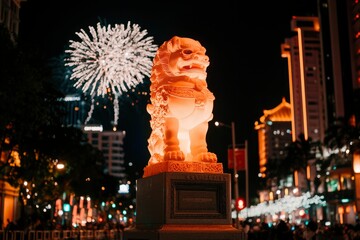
[281,16,326,143]
[254,98,292,178]
[317,0,360,122]
[58,95,129,179]
[83,125,127,179]
[59,94,88,128]
[315,0,360,224]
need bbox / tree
[264,134,321,192]
[285,134,315,171]
[0,25,119,225]
[321,117,360,172]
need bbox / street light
[56,163,65,170]
[214,121,239,227]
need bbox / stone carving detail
[146,36,218,172]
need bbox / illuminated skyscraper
[281,16,325,142]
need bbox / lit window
[326,177,339,192]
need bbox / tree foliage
[0,24,118,223]
[264,133,322,190]
[321,117,360,171]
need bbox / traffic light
[235,197,246,211]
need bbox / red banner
[228,148,245,170]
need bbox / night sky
[18,0,318,200]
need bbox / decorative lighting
[238,192,326,218]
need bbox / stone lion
[146,36,217,165]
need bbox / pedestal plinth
[123,167,242,240]
[143,161,223,177]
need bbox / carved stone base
[143,161,223,178]
[123,172,242,240]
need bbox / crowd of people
[240,219,360,240]
[3,217,360,240]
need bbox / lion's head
[150,36,210,89]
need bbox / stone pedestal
[123,171,242,240]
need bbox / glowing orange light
[306,165,311,180]
[294,170,299,187]
[338,206,344,214]
[345,206,351,213]
[353,151,360,173]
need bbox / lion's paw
[193,152,217,163]
[164,151,185,161]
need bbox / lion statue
[146,36,217,166]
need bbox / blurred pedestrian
[303,219,317,240]
[5,219,16,231]
[275,220,292,240]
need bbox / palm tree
[283,133,322,192]
[322,117,360,173]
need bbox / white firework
[65,21,157,125]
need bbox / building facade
[83,125,127,179]
[57,94,128,180]
[281,16,326,143]
[254,98,292,178]
[60,94,88,128]
[317,0,360,123]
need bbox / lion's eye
[182,49,193,55]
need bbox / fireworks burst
[64,21,157,125]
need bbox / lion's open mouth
[182,63,205,70]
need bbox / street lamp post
[245,139,249,217]
[215,121,239,228]
[230,122,239,203]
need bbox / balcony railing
[0,229,123,240]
